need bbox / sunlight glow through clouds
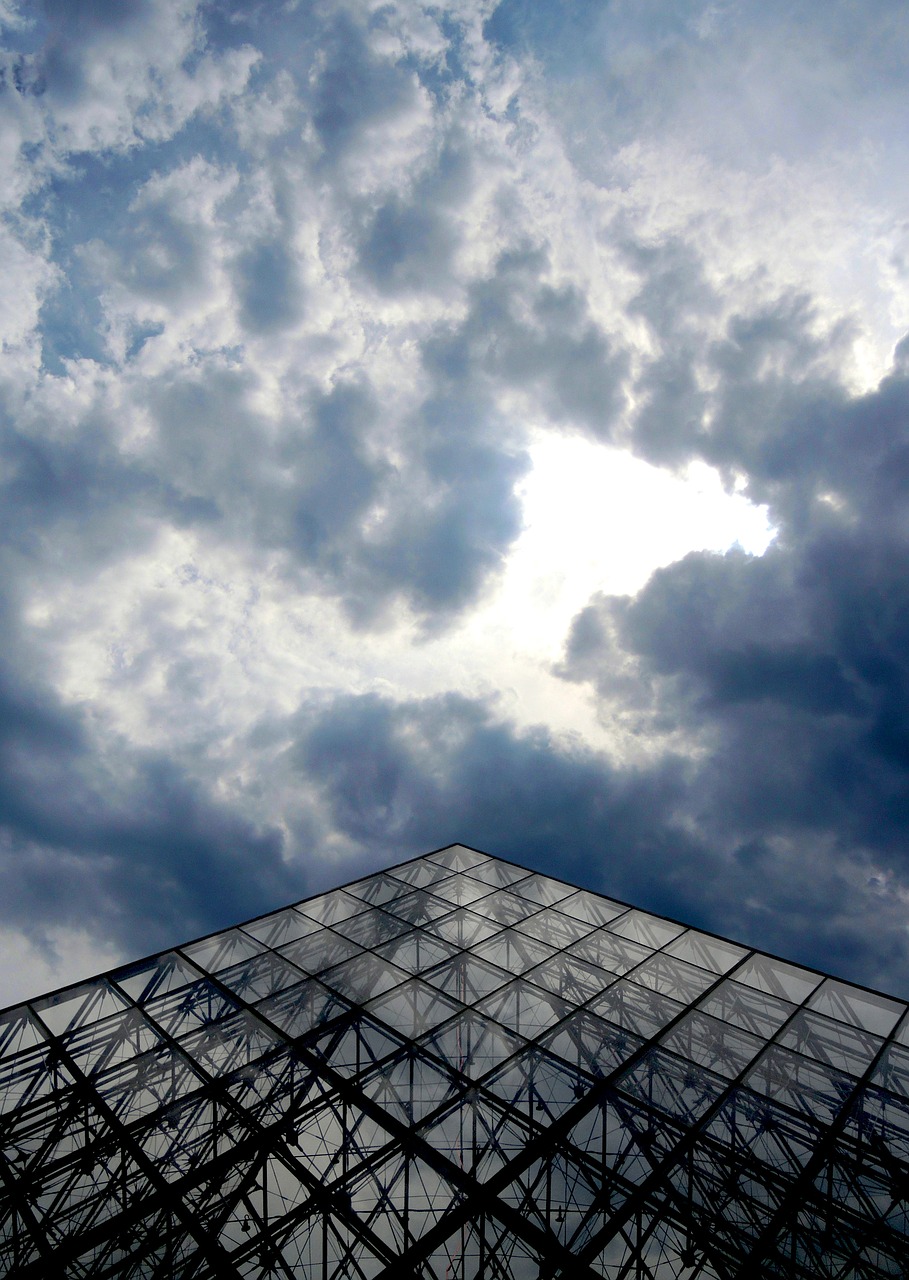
[490,435,776,657]
[407,436,779,754]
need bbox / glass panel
[660,1010,765,1080]
[328,906,408,948]
[778,1009,883,1077]
[310,1014,404,1079]
[567,930,651,976]
[319,955,410,1006]
[463,860,531,889]
[469,890,535,927]
[422,955,512,1004]
[136,1088,252,1184]
[61,1007,163,1077]
[510,875,574,908]
[418,1009,526,1082]
[484,1046,589,1123]
[745,1045,854,1125]
[524,953,617,1007]
[426,845,488,872]
[538,1008,645,1081]
[872,1043,909,1099]
[589,979,685,1040]
[0,1007,44,1062]
[181,929,266,974]
[240,906,321,948]
[428,873,494,908]
[630,954,717,1003]
[553,890,627,927]
[703,1085,823,1176]
[475,979,572,1041]
[733,954,821,1004]
[696,978,795,1039]
[515,907,597,948]
[300,891,366,927]
[33,981,131,1037]
[414,1213,541,1278]
[113,952,205,1005]
[145,981,242,1043]
[806,979,904,1037]
[0,1038,74,1115]
[386,889,457,927]
[663,930,748,975]
[425,908,501,948]
[276,928,362,975]
[343,872,410,906]
[180,1008,280,1077]
[283,1093,381,1183]
[607,910,685,949]
[472,929,555,975]
[373,931,459,976]
[257,978,352,1038]
[419,1092,532,1180]
[387,860,450,888]
[361,1050,463,1125]
[365,978,463,1039]
[96,1042,204,1125]
[845,1081,909,1157]
[217,951,307,1003]
[618,1048,726,1124]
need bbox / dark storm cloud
[0,397,217,571]
[0,637,294,964]
[234,238,304,333]
[268,684,909,994]
[423,245,628,440]
[8,0,909,1008]
[358,197,457,296]
[362,430,528,619]
[286,689,698,901]
[37,0,146,87]
[622,233,909,530]
[310,14,422,160]
[340,238,629,618]
[139,363,527,625]
[618,233,856,488]
[357,141,472,295]
[286,379,387,568]
[619,235,717,466]
[556,318,909,991]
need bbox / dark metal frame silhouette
[2,843,908,1277]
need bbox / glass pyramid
[3,843,909,1278]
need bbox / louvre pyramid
[3,843,909,1278]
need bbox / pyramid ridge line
[2,842,906,1019]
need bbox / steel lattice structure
[3,843,909,1278]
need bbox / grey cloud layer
[265,685,909,996]
[0,641,292,957]
[560,292,909,992]
[0,0,907,997]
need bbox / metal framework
[2,842,909,1277]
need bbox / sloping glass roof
[2,843,909,1276]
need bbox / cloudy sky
[2,0,909,1004]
